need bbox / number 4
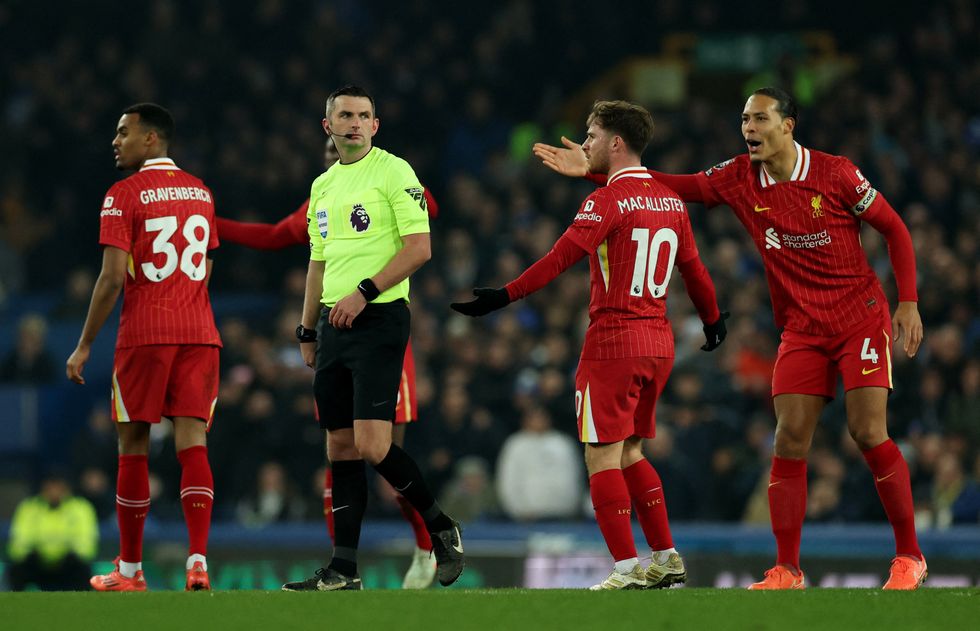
[861,337,879,364]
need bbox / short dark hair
[752,87,799,125]
[325,85,376,118]
[586,100,655,155]
[122,103,175,142]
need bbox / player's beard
[587,149,609,175]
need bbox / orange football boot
[185,561,211,591]
[90,557,147,592]
[748,565,805,590]
[882,555,927,590]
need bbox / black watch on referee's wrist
[295,324,317,343]
[357,278,381,302]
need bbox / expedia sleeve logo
[574,199,602,222]
[350,203,370,232]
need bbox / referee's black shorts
[313,300,410,431]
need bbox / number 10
[630,227,678,298]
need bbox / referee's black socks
[328,459,367,577]
[373,444,453,532]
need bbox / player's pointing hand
[451,287,511,317]
[532,136,589,178]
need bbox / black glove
[451,287,511,317]
[701,311,730,351]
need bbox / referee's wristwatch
[295,324,317,343]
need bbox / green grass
[4,588,978,630]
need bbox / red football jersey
[694,143,887,336]
[99,158,222,348]
[564,167,702,360]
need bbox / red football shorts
[313,338,417,425]
[394,338,418,424]
[111,344,220,427]
[772,307,894,398]
[574,356,673,444]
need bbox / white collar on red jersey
[607,166,652,185]
[759,141,810,187]
[140,157,181,172]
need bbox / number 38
[142,215,210,282]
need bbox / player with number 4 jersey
[67,103,220,592]
[453,100,727,591]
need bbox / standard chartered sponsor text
[781,229,832,248]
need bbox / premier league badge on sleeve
[350,203,370,232]
[316,209,329,238]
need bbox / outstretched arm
[532,136,706,202]
[217,203,309,250]
[862,197,922,357]
[451,234,587,317]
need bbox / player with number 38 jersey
[67,104,221,593]
[100,160,221,348]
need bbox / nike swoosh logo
[371,400,390,407]
[876,472,896,483]
[768,481,780,488]
[754,205,770,213]
[646,487,662,493]
[332,505,349,513]
[394,482,412,492]
[862,367,882,375]
[452,528,464,554]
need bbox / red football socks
[768,456,807,572]
[116,454,150,564]
[177,446,214,557]
[396,495,433,552]
[623,460,674,550]
[324,467,335,544]
[589,469,637,562]
[862,439,922,558]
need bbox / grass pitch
[4,588,977,630]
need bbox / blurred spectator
[495,406,582,521]
[236,461,306,527]
[0,313,56,383]
[439,456,499,522]
[6,471,98,591]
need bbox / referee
[284,85,463,591]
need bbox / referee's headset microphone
[326,127,355,139]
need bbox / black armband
[357,278,381,301]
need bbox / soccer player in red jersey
[534,87,926,590]
[454,100,728,590]
[66,103,222,592]
[216,139,440,589]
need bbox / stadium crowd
[1,0,978,533]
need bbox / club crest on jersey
[316,209,329,238]
[705,158,734,177]
[350,204,370,232]
[811,194,824,218]
[404,187,427,213]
